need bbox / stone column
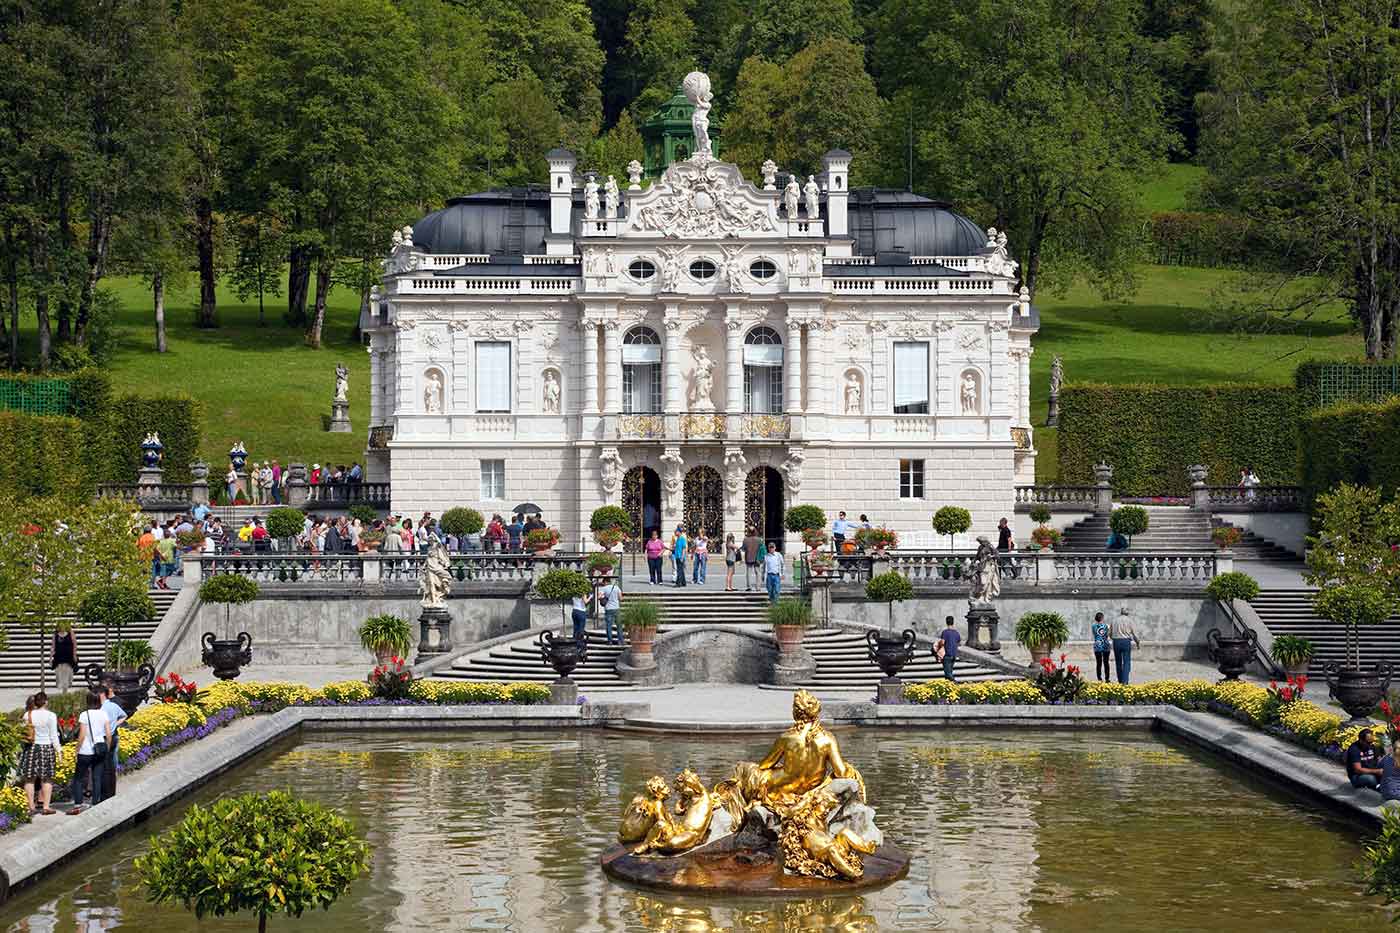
[189,461,210,505]
[581,318,600,413]
[724,304,743,416]
[785,316,803,414]
[603,318,622,414]
[1094,462,1114,514]
[1188,464,1209,511]
[1018,347,1032,426]
[663,303,683,413]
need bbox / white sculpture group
[689,346,716,411]
[781,175,821,220]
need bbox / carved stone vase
[866,629,919,682]
[539,630,588,682]
[1206,627,1258,681]
[202,631,253,680]
[83,663,155,716]
[1326,662,1394,725]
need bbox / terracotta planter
[773,624,806,653]
[359,539,383,553]
[1028,642,1054,665]
[529,543,554,555]
[841,541,856,554]
[1285,660,1312,678]
[374,646,396,666]
[627,624,658,657]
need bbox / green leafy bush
[1205,571,1260,604]
[1148,210,1278,269]
[585,552,617,574]
[767,597,813,628]
[440,507,484,537]
[107,639,155,671]
[1270,635,1314,668]
[932,507,971,548]
[784,505,827,534]
[135,791,369,927]
[1110,506,1149,541]
[865,572,913,604]
[198,575,260,605]
[1363,808,1400,912]
[589,505,633,534]
[348,504,378,525]
[106,393,203,484]
[1029,504,1052,525]
[78,584,156,635]
[1057,384,1300,495]
[0,412,95,501]
[620,599,663,630]
[1014,612,1070,651]
[535,568,591,601]
[357,614,413,658]
[265,507,305,540]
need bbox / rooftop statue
[683,71,713,157]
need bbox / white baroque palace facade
[365,116,1038,549]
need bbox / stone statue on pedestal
[803,176,820,218]
[683,71,713,157]
[1046,355,1064,426]
[783,177,800,219]
[688,346,716,411]
[604,175,620,219]
[584,176,601,219]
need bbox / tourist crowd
[16,685,126,817]
[219,459,366,505]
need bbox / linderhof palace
[363,76,1039,550]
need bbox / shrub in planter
[348,504,378,525]
[865,571,913,630]
[586,552,618,576]
[784,505,827,536]
[620,598,663,630]
[767,597,813,628]
[856,526,899,551]
[265,507,305,542]
[358,614,413,661]
[524,527,561,551]
[1211,525,1242,550]
[441,507,485,538]
[1034,655,1086,702]
[135,791,369,932]
[1109,506,1149,544]
[801,528,829,551]
[535,568,592,632]
[1030,526,1061,549]
[1270,634,1314,673]
[932,506,972,550]
[807,550,836,575]
[369,657,413,699]
[199,575,260,631]
[175,529,206,550]
[107,639,155,672]
[1014,612,1069,660]
[1205,571,1261,605]
[1029,504,1052,526]
[589,505,633,539]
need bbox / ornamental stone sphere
[682,71,711,104]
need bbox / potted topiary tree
[768,597,813,653]
[864,571,918,686]
[135,790,369,933]
[534,568,593,681]
[1270,635,1314,678]
[1211,525,1242,550]
[99,639,157,715]
[932,506,972,552]
[590,505,633,551]
[348,503,378,525]
[441,507,485,552]
[77,583,157,711]
[784,505,827,556]
[1110,505,1149,548]
[197,575,259,680]
[1014,611,1070,664]
[265,507,305,552]
[1307,484,1400,723]
[1029,504,1052,527]
[586,551,618,579]
[620,598,663,663]
[357,614,413,665]
[1204,571,1262,679]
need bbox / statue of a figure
[604,246,616,275]
[599,447,623,496]
[621,769,717,856]
[660,447,684,513]
[960,372,979,415]
[626,159,643,189]
[689,345,716,411]
[683,71,713,156]
[584,175,601,220]
[723,447,747,500]
[783,177,801,218]
[844,372,862,414]
[1050,355,1064,396]
[543,370,561,413]
[803,175,820,218]
[660,253,681,291]
[724,254,745,292]
[778,788,878,880]
[969,536,1001,607]
[334,363,349,402]
[424,371,444,413]
[420,536,453,608]
[604,175,620,219]
[761,159,778,190]
[781,448,805,496]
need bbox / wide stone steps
[0,590,178,690]
[1251,589,1400,673]
[798,630,1014,689]
[1210,520,1301,561]
[1059,507,1215,551]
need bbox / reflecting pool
[0,729,1388,931]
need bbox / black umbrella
[512,502,544,516]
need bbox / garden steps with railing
[1058,506,1215,551]
[0,589,179,690]
[1250,588,1400,674]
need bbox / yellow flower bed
[0,786,31,826]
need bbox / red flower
[1280,687,1294,702]
[1059,653,1067,663]
[1297,675,1308,689]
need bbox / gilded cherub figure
[778,789,878,880]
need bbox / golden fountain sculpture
[605,690,908,894]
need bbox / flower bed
[903,676,1368,761]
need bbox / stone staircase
[797,629,1013,690]
[1059,506,1214,551]
[1210,520,1301,561]
[1251,588,1400,673]
[0,589,178,690]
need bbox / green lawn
[1140,162,1206,213]
[92,262,1361,482]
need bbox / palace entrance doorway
[744,466,785,545]
[622,466,661,549]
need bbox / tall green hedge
[107,394,203,484]
[1057,383,1301,495]
[0,368,111,418]
[1300,398,1400,508]
[0,412,96,499]
[1148,211,1280,269]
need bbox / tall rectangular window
[899,459,925,499]
[480,460,505,500]
[475,341,511,412]
[893,342,929,414]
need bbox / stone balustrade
[305,481,392,506]
[1014,485,1098,507]
[97,482,200,505]
[808,548,1224,589]
[190,552,589,586]
[1202,485,1302,512]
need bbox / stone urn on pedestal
[84,637,157,716]
[197,575,260,681]
[534,568,594,703]
[864,571,916,703]
[1207,627,1258,681]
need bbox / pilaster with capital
[663,303,683,413]
[450,321,470,414]
[784,313,805,414]
[1018,345,1033,426]
[603,316,622,414]
[724,305,744,416]
[581,316,600,413]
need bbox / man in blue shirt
[1346,729,1383,790]
[673,527,689,587]
[937,616,961,682]
[99,682,127,800]
[832,511,851,551]
[191,501,210,523]
[1379,741,1400,802]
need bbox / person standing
[155,534,176,590]
[20,691,61,816]
[832,511,851,552]
[1110,607,1141,684]
[225,463,238,502]
[672,526,689,587]
[270,460,282,504]
[598,576,622,645]
[763,542,784,603]
[508,514,524,553]
[52,624,78,693]
[69,691,111,812]
[570,593,589,641]
[937,616,961,682]
[724,533,738,591]
[1346,729,1383,790]
[743,528,762,591]
[1090,612,1112,682]
[692,531,708,584]
[645,530,664,585]
[997,518,1013,552]
[99,682,126,800]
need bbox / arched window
[743,326,784,414]
[622,326,662,413]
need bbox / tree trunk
[3,228,17,369]
[56,178,73,343]
[255,218,266,327]
[259,911,267,933]
[153,270,167,352]
[287,245,311,325]
[1022,210,1050,302]
[35,292,51,370]
[195,196,217,328]
[305,253,332,348]
[75,210,112,346]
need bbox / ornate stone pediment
[625,155,779,239]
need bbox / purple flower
[0,814,13,833]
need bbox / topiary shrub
[135,791,369,931]
[78,584,156,641]
[348,504,378,525]
[265,507,305,541]
[865,571,913,631]
[784,505,827,535]
[589,505,633,534]
[1206,571,1260,604]
[932,506,972,550]
[1109,506,1149,544]
[535,568,591,602]
[440,507,484,538]
[1029,504,1052,525]
[199,575,260,639]
[357,614,413,660]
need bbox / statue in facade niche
[424,371,444,413]
[660,252,682,292]
[420,536,453,609]
[784,177,801,219]
[605,246,617,276]
[960,372,979,415]
[543,370,561,413]
[660,447,684,514]
[781,448,805,496]
[723,447,747,503]
[804,176,820,218]
[761,159,778,190]
[844,373,862,414]
[584,175,601,220]
[604,175,620,219]
[626,160,643,189]
[599,447,623,498]
[683,71,713,157]
[334,363,349,402]
[689,346,716,411]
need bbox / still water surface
[0,729,1387,932]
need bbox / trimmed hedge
[1148,211,1279,269]
[107,393,203,484]
[1299,397,1400,508]
[0,412,96,500]
[0,367,111,418]
[1057,383,1300,495]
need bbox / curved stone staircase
[0,589,178,690]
